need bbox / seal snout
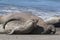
[48,25,56,34]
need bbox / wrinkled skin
[0,13,56,34]
[4,19,38,34]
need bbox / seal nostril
[48,25,56,34]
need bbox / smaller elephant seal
[0,13,56,34]
[45,16,60,24]
[45,16,60,27]
[4,19,38,34]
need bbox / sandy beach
[0,34,60,40]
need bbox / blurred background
[0,0,60,20]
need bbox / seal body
[4,19,38,34]
[45,16,60,24]
[45,16,60,27]
[0,13,56,34]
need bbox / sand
[0,24,60,40]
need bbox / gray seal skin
[0,13,56,34]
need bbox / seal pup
[45,16,60,27]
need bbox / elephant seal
[4,19,38,34]
[0,13,56,34]
[45,16,60,27]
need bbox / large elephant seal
[0,13,56,34]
